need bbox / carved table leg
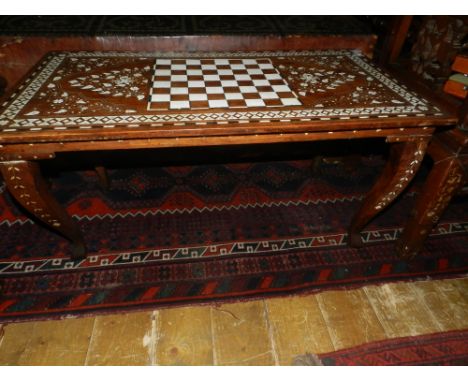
[348,138,429,247]
[396,157,465,259]
[0,160,86,259]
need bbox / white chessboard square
[260,92,280,99]
[234,74,251,81]
[247,68,263,75]
[189,93,208,101]
[221,80,238,87]
[188,81,205,88]
[148,58,302,111]
[151,94,171,102]
[245,99,266,107]
[187,69,203,75]
[239,86,257,93]
[171,101,190,109]
[265,73,282,80]
[225,93,244,100]
[209,99,229,108]
[218,69,234,75]
[201,64,217,70]
[154,69,171,76]
[281,98,302,106]
[170,87,189,95]
[253,79,270,86]
[171,75,188,81]
[153,81,171,88]
[272,85,291,92]
[203,74,221,81]
[206,87,224,94]
[231,64,246,70]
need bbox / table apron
[0,128,434,161]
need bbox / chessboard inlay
[147,58,302,110]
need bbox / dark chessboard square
[172,81,191,88]
[155,75,171,81]
[206,93,225,100]
[233,69,249,75]
[187,75,204,81]
[150,101,170,109]
[190,100,210,109]
[227,99,248,107]
[245,64,261,69]
[155,64,171,70]
[277,91,297,98]
[250,74,267,80]
[238,80,255,86]
[256,86,274,92]
[263,98,283,106]
[270,79,287,86]
[219,75,236,81]
[205,81,222,87]
[243,92,262,99]
[189,87,207,94]
[152,87,171,94]
[224,87,241,93]
[172,94,190,101]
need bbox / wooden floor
[0,277,467,365]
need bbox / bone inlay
[0,50,444,131]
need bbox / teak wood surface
[0,48,457,258]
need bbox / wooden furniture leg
[395,156,465,258]
[0,160,86,259]
[348,138,429,247]
[95,165,110,190]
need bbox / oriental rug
[297,329,468,366]
[0,153,467,322]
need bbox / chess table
[0,50,457,258]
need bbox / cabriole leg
[396,157,465,258]
[348,137,429,247]
[0,160,86,259]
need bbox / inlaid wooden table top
[0,50,456,146]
